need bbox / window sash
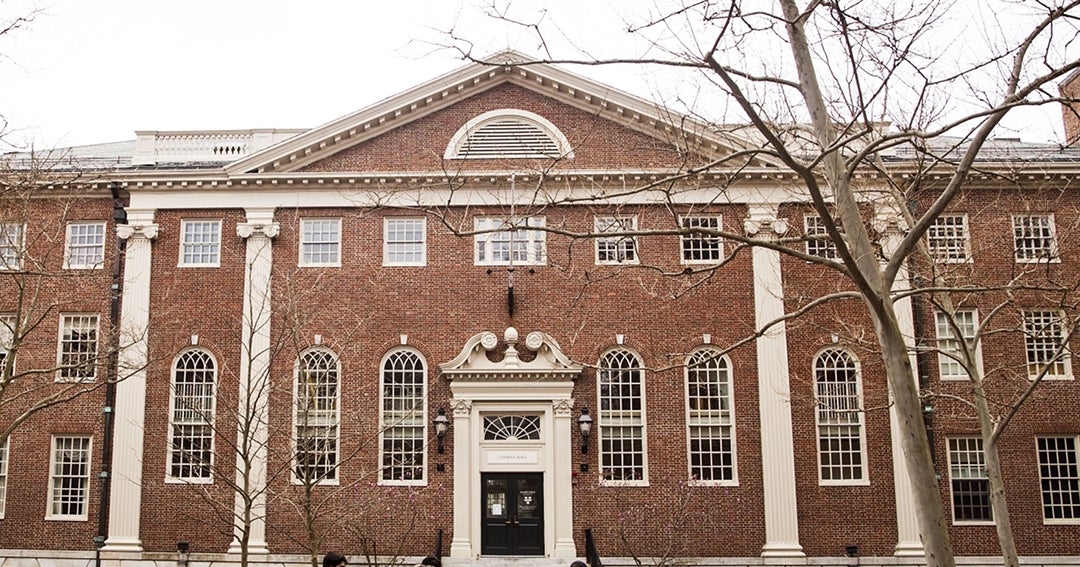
[1023,310,1071,379]
[595,216,637,264]
[927,215,970,262]
[1013,215,1058,262]
[599,350,646,483]
[380,350,427,484]
[949,437,993,523]
[0,437,7,518]
[1037,436,1080,522]
[474,217,546,266]
[64,222,107,269]
[0,223,24,270]
[814,350,865,483]
[57,314,99,382]
[48,436,91,519]
[385,218,427,265]
[680,215,722,264]
[294,350,340,483]
[300,218,341,266]
[168,350,216,481]
[805,215,837,259]
[936,310,978,380]
[180,220,222,266]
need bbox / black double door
[480,472,544,555]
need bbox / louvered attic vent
[446,109,574,160]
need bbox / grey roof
[2,140,137,171]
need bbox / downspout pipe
[96,183,127,562]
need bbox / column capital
[872,205,908,258]
[116,223,159,241]
[744,203,788,240]
[552,398,574,416]
[237,222,279,239]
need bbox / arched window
[168,348,216,481]
[294,348,340,483]
[598,348,647,483]
[814,349,866,483]
[380,349,427,484]
[685,349,735,483]
[444,109,574,160]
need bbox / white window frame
[46,435,91,521]
[595,215,639,265]
[684,349,737,485]
[680,215,723,265]
[0,436,8,519]
[598,348,648,486]
[1023,309,1072,380]
[0,223,25,271]
[927,214,971,263]
[178,219,222,267]
[805,215,838,259]
[1037,435,1080,524]
[379,348,428,485]
[56,314,99,382]
[166,348,217,483]
[1013,214,1060,263]
[814,348,869,485]
[63,221,107,270]
[474,216,546,266]
[384,217,428,266]
[299,218,341,267]
[947,437,994,525]
[293,348,341,485]
[0,314,14,372]
[935,309,983,381]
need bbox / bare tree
[428,2,1080,566]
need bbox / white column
[873,209,924,556]
[228,209,278,555]
[745,205,804,558]
[103,211,158,552]
[551,398,576,558]
[449,398,474,559]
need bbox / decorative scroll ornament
[116,224,159,241]
[552,398,574,416]
[743,204,788,240]
[450,398,473,416]
[236,222,280,239]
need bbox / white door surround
[440,328,582,559]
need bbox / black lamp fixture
[434,408,450,454]
[577,407,593,454]
[177,542,190,567]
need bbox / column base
[553,538,577,559]
[228,541,270,554]
[101,538,143,553]
[449,538,473,559]
[894,542,925,556]
[761,542,806,558]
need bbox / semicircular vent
[445,109,574,160]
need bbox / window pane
[181,220,221,265]
[59,314,98,381]
[949,437,992,522]
[1038,436,1080,521]
[50,437,90,518]
[66,222,106,269]
[301,219,340,265]
[599,349,645,481]
[380,350,426,482]
[815,349,864,482]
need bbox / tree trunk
[869,297,957,567]
[975,382,1019,567]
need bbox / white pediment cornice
[439,327,582,382]
[221,50,772,176]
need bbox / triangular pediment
[224,50,772,175]
[439,328,581,382]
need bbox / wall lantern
[577,407,593,454]
[434,408,450,454]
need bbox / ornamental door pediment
[439,327,581,382]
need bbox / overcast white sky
[0,0,1072,150]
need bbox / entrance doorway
[480,473,544,555]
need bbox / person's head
[323,552,347,567]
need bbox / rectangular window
[936,310,980,380]
[927,214,970,262]
[1037,436,1080,522]
[1013,214,1058,262]
[48,436,91,520]
[57,314,98,382]
[384,218,427,266]
[0,223,24,270]
[948,437,992,523]
[179,219,222,266]
[0,437,7,519]
[596,215,638,264]
[1023,310,1072,379]
[805,215,837,259]
[681,215,723,264]
[475,217,546,266]
[64,222,107,269]
[299,218,340,266]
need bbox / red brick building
[2,52,1079,567]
